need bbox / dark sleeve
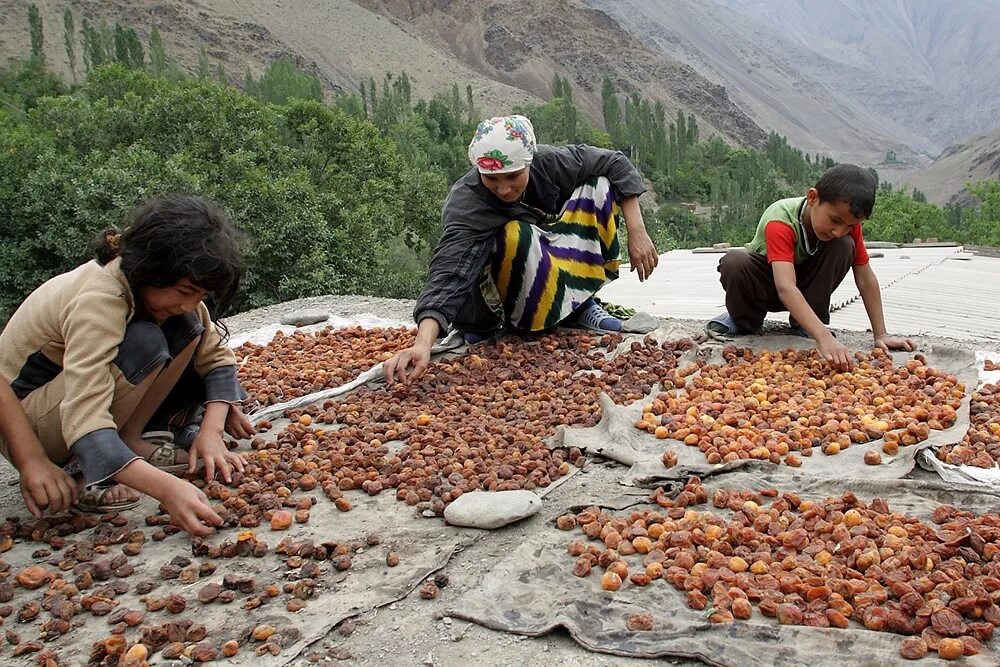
[70,428,141,485]
[202,365,247,403]
[413,230,494,333]
[541,145,647,201]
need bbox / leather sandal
[72,484,141,514]
[140,431,189,474]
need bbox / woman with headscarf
[384,115,659,384]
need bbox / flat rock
[622,311,659,334]
[279,310,329,326]
[443,491,541,529]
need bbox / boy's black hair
[813,164,877,219]
[93,195,244,318]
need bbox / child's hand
[161,477,222,537]
[817,336,854,371]
[875,335,916,352]
[19,458,79,518]
[224,405,255,440]
[188,430,245,484]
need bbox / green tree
[601,76,621,146]
[63,9,77,84]
[81,19,109,72]
[0,56,66,114]
[113,24,145,70]
[963,180,1000,246]
[197,46,211,79]
[28,5,44,61]
[865,189,950,243]
[245,58,322,105]
[148,26,167,77]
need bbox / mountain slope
[0,0,765,149]
[354,0,766,147]
[903,129,1000,205]
[0,0,540,115]
[588,0,1000,165]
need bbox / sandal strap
[146,442,180,467]
[77,485,140,511]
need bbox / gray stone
[279,309,329,326]
[622,311,659,334]
[443,490,541,529]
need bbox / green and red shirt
[746,196,869,266]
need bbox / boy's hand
[188,430,245,484]
[817,336,854,371]
[161,477,223,537]
[875,335,916,352]
[19,458,79,518]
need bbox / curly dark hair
[93,195,244,318]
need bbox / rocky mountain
[902,128,1000,206]
[588,0,1000,165]
[2,0,998,178]
[0,0,764,147]
[344,0,766,147]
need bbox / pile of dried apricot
[936,383,1000,468]
[558,478,999,661]
[636,347,964,466]
[236,326,416,407]
[227,332,698,518]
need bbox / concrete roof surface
[603,246,999,342]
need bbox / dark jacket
[413,144,646,332]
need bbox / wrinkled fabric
[448,472,1000,666]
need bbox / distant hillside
[353,0,765,147]
[3,0,998,181]
[0,0,539,119]
[0,0,765,148]
[588,0,1000,165]
[903,129,1000,206]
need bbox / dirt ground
[0,296,990,667]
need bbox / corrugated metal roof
[601,247,999,342]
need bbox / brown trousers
[717,236,855,333]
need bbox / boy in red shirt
[707,164,914,369]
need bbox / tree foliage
[28,5,44,60]
[0,11,996,322]
[63,9,77,84]
[0,65,446,320]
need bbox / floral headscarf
[467,115,537,174]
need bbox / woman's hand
[627,228,659,282]
[620,195,658,281]
[188,428,245,484]
[383,345,431,386]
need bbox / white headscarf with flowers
[468,115,537,174]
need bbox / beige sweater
[0,259,238,479]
